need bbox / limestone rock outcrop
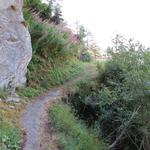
[0,0,32,89]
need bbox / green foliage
[0,90,9,100]
[49,104,107,150]
[24,0,63,24]
[24,0,66,68]
[22,6,84,96]
[27,58,83,89]
[17,57,83,99]
[80,52,92,62]
[41,61,83,87]
[24,0,52,20]
[17,87,45,99]
[0,122,21,150]
[51,3,64,24]
[68,37,150,149]
[77,25,88,43]
[24,9,74,59]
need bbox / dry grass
[0,102,25,123]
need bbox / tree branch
[109,106,141,150]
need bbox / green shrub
[23,8,84,92]
[17,87,45,99]
[24,0,52,20]
[24,6,79,60]
[27,58,83,88]
[0,122,21,150]
[68,37,150,150]
[49,104,107,150]
[80,52,92,62]
[45,61,83,86]
[17,60,83,99]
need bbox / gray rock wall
[0,0,32,88]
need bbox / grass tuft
[49,103,107,150]
[0,102,23,150]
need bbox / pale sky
[44,0,150,50]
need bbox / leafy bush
[17,87,45,99]
[80,52,92,62]
[17,57,83,99]
[24,0,52,20]
[0,122,21,150]
[27,58,83,89]
[24,2,81,60]
[68,37,150,150]
[23,8,84,92]
[49,104,107,150]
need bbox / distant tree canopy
[76,25,88,43]
[51,3,64,24]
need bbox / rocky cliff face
[0,0,32,89]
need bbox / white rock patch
[0,0,32,89]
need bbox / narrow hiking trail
[21,87,63,150]
[21,64,97,150]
